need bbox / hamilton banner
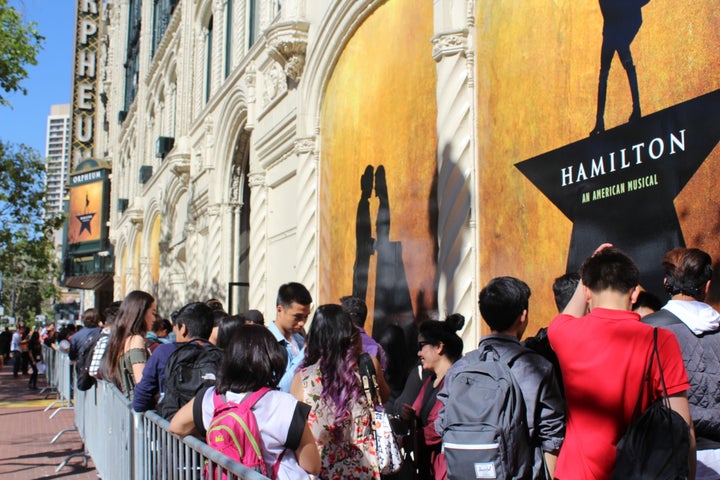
[516,90,720,298]
[66,166,109,253]
[477,0,720,326]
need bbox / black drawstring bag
[611,328,690,480]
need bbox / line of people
[70,244,719,480]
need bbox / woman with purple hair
[291,304,390,479]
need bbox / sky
[1,1,75,155]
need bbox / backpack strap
[478,336,530,367]
[271,448,286,479]
[212,386,272,414]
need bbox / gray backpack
[437,343,534,480]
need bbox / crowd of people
[3,243,719,480]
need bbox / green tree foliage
[0,0,44,107]
[0,141,63,322]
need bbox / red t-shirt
[548,308,689,480]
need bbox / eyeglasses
[417,341,433,351]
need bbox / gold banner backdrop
[477,1,720,331]
[321,0,437,335]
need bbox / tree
[0,0,44,107]
[0,141,63,322]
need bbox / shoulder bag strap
[631,327,671,419]
[358,353,377,408]
[651,327,672,408]
[630,330,656,420]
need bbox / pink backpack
[206,387,284,479]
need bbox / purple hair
[302,304,363,438]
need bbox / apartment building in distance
[45,104,72,219]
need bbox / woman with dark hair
[215,314,245,350]
[400,314,465,480]
[27,330,42,390]
[99,290,156,400]
[290,303,390,479]
[207,308,229,345]
[170,324,320,479]
[377,324,413,414]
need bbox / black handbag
[611,328,690,480]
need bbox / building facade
[45,104,71,219]
[94,0,720,346]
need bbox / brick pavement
[0,359,97,480]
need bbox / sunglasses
[417,341,434,351]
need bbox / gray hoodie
[644,301,720,443]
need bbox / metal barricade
[84,380,137,480]
[70,377,270,479]
[39,344,57,397]
[46,351,73,416]
[55,374,90,471]
[140,411,268,480]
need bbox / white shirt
[10,331,22,352]
[199,387,310,480]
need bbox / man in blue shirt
[267,282,312,392]
[132,302,215,413]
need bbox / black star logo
[77,213,95,236]
[515,89,720,295]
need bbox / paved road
[0,359,97,479]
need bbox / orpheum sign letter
[71,0,100,166]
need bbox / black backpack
[157,340,223,419]
[437,343,534,480]
[75,329,103,391]
[611,328,690,479]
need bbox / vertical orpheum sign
[71,0,99,167]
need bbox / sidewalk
[0,359,97,479]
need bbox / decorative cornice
[431,29,469,61]
[265,21,310,82]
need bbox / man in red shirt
[548,245,696,479]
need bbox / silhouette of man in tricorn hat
[590,0,651,136]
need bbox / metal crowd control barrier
[39,343,57,397]
[45,349,72,418]
[83,381,138,479]
[45,349,73,417]
[71,378,269,480]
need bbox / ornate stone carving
[263,61,286,106]
[247,171,266,189]
[294,137,316,154]
[265,21,310,82]
[431,30,468,61]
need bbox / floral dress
[299,361,380,479]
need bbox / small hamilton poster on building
[67,170,104,245]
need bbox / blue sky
[1,1,75,155]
